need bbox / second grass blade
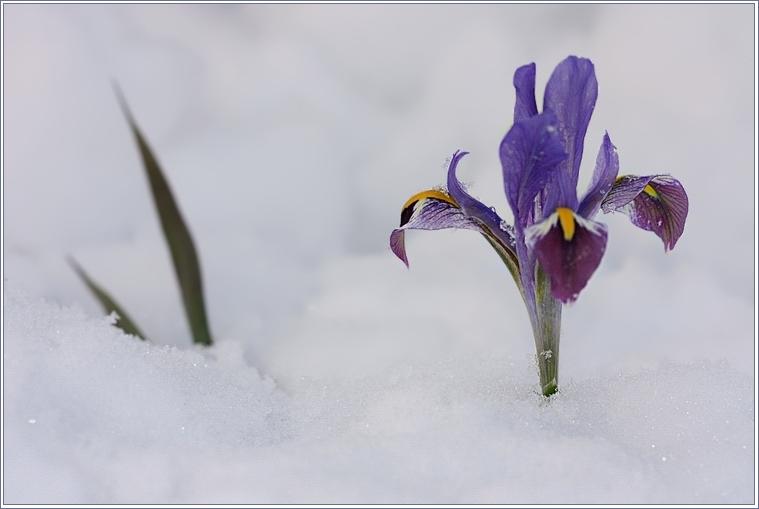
[68,257,147,341]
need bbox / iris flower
[390,56,688,396]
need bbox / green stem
[533,265,562,397]
[485,231,562,396]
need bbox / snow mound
[3,284,754,504]
[3,287,287,503]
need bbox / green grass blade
[114,87,214,346]
[68,257,147,341]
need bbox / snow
[3,284,754,504]
[3,3,756,505]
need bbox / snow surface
[4,284,754,504]
[3,3,756,504]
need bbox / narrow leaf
[114,86,214,346]
[68,257,147,341]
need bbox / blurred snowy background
[3,3,755,504]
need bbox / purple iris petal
[526,211,608,303]
[601,175,688,251]
[601,175,651,209]
[540,157,579,217]
[577,132,619,219]
[446,150,516,250]
[543,56,598,192]
[513,63,538,122]
[501,111,567,229]
[390,196,482,267]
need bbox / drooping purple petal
[601,175,650,210]
[514,63,538,122]
[501,111,567,229]
[543,56,598,191]
[446,150,516,250]
[577,132,619,219]
[601,175,688,251]
[525,209,607,303]
[390,191,482,267]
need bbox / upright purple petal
[543,56,598,190]
[540,158,579,218]
[446,150,516,250]
[390,191,482,267]
[602,175,688,251]
[525,209,607,303]
[514,63,538,122]
[501,111,567,229]
[577,132,619,218]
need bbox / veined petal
[526,208,607,303]
[514,63,538,122]
[501,111,567,229]
[446,150,516,250]
[390,189,481,267]
[577,132,619,218]
[543,56,598,190]
[601,175,688,251]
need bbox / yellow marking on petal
[556,207,576,241]
[643,183,659,198]
[616,175,659,199]
[401,189,457,211]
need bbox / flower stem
[537,342,559,397]
[534,265,562,397]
